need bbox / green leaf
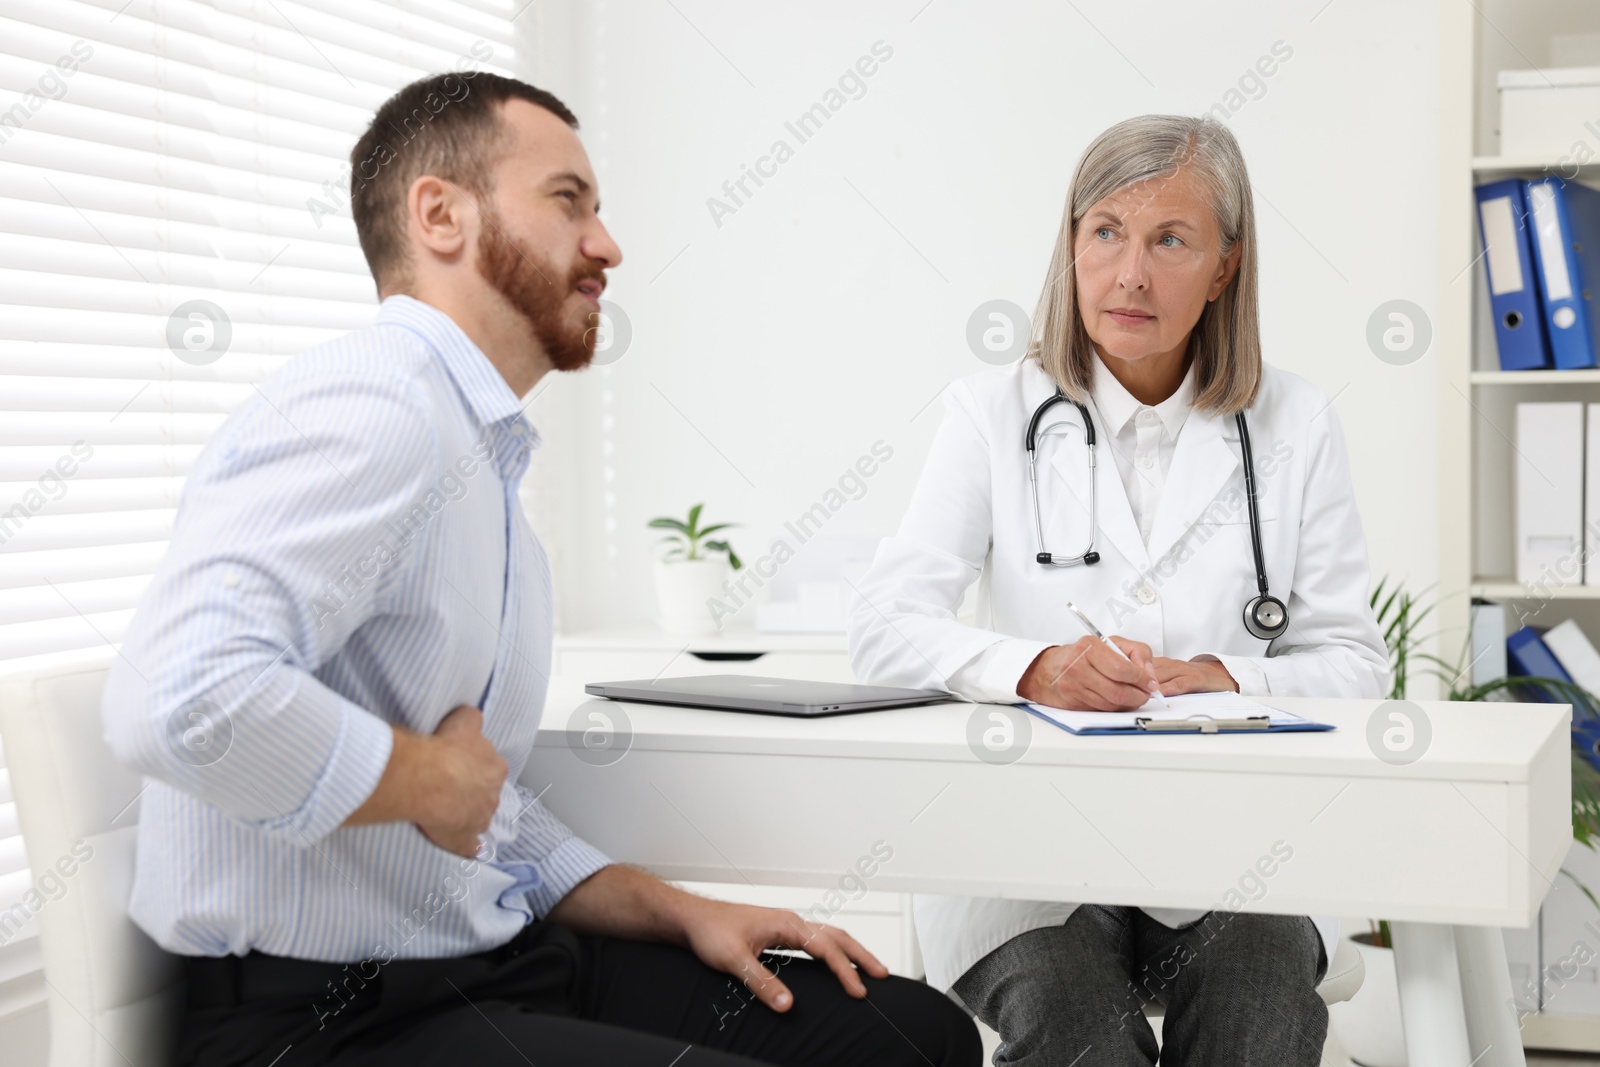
[1562,865,1600,916]
[648,518,691,534]
[1574,758,1600,850]
[1374,586,1401,628]
[703,539,741,570]
[1489,674,1599,715]
[686,503,704,537]
[696,523,739,537]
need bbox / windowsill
[0,935,43,1014]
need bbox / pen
[1064,600,1171,709]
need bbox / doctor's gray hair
[1030,115,1261,415]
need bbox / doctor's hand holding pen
[1016,638,1241,712]
[1017,635,1164,712]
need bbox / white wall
[521,0,1442,640]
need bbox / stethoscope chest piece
[1243,593,1289,641]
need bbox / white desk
[523,680,1571,1067]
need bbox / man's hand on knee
[546,865,892,1013]
[681,897,890,1013]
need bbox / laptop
[583,675,953,717]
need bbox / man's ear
[407,174,472,263]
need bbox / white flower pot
[655,558,730,635]
[1328,934,1407,1067]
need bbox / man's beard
[475,204,605,372]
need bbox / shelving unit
[1472,154,1600,175]
[1441,0,1600,1050]
[1469,581,1600,600]
[1469,370,1600,385]
[1442,5,1600,648]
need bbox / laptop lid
[583,674,951,717]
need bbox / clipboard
[1021,691,1334,736]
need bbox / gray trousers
[950,905,1327,1066]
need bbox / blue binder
[1476,180,1552,370]
[1507,625,1600,773]
[1525,177,1600,370]
[1508,625,1575,691]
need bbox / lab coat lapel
[1046,408,1150,571]
[1145,409,1240,565]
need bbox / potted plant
[1329,579,1600,1066]
[649,503,742,635]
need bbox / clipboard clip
[1135,714,1271,733]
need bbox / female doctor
[847,115,1389,1065]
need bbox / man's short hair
[349,72,578,289]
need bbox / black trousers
[179,920,981,1067]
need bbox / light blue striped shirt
[102,295,610,962]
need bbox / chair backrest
[0,654,182,1067]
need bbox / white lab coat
[847,357,1390,991]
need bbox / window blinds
[0,0,516,955]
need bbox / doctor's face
[1070,164,1239,367]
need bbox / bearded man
[102,72,978,1067]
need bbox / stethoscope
[1024,390,1290,642]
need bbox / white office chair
[0,654,182,1067]
[1316,936,1367,1005]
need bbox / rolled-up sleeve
[494,783,611,918]
[102,366,440,844]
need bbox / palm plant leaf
[1370,579,1400,626]
[1575,757,1600,851]
[1451,673,1598,714]
[1563,865,1600,914]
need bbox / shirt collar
[1089,354,1196,439]
[376,295,536,442]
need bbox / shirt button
[1138,454,1154,470]
[1137,584,1157,604]
[1137,410,1158,426]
